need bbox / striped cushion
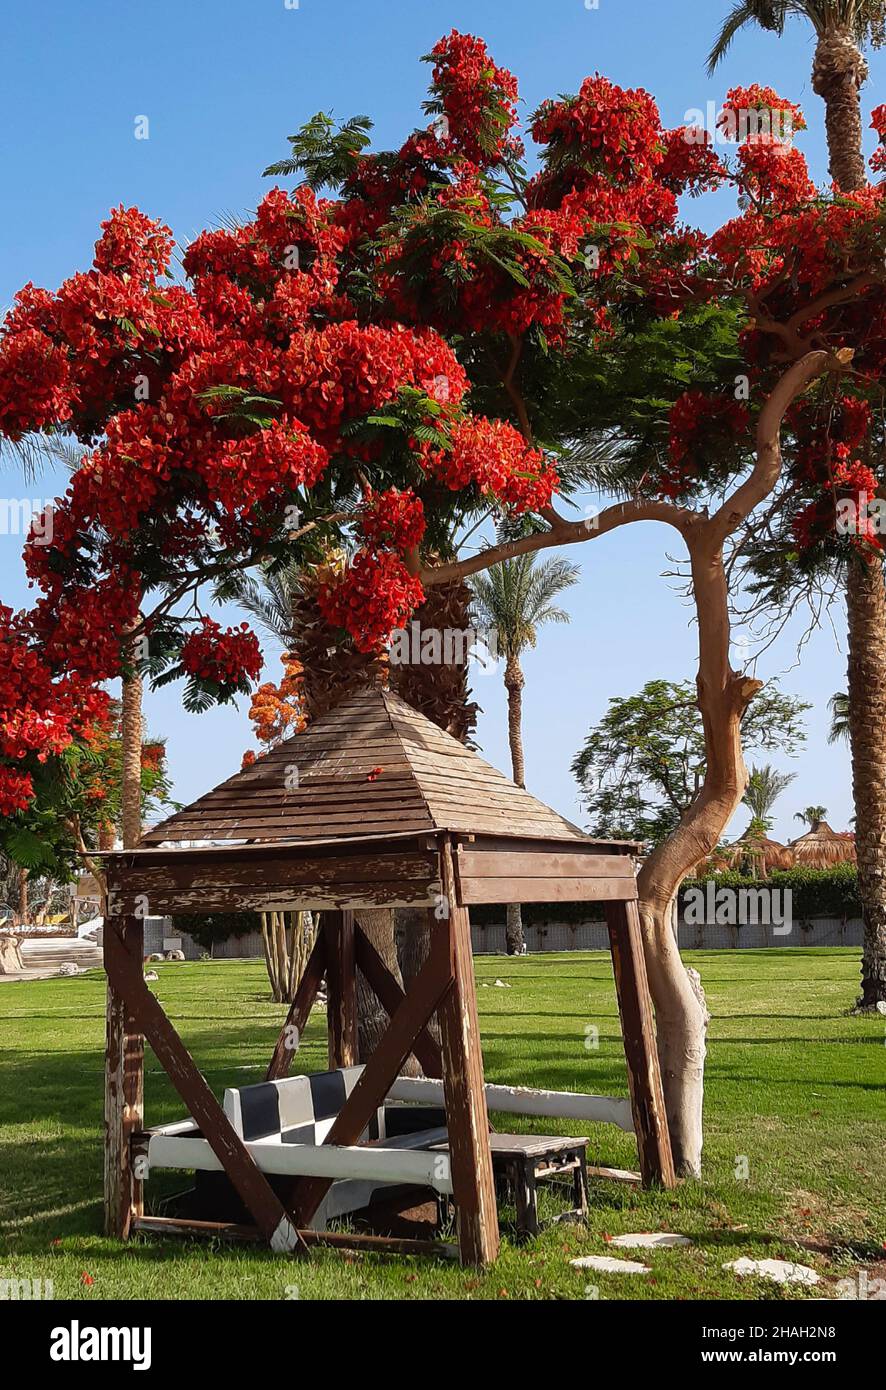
[223,1067,384,1145]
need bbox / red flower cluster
[0,605,109,816]
[660,390,750,498]
[658,128,725,195]
[422,416,559,512]
[198,422,329,519]
[359,488,426,553]
[718,87,806,142]
[249,653,307,748]
[283,321,468,442]
[871,104,886,174]
[181,618,263,689]
[531,77,664,188]
[317,550,425,653]
[427,30,520,167]
[93,205,175,282]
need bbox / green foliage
[572,678,809,844]
[680,863,862,920]
[264,112,374,187]
[742,763,796,830]
[470,553,580,662]
[173,912,263,949]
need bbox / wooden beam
[353,924,443,1078]
[325,910,358,1069]
[455,848,635,880]
[288,925,454,1228]
[456,875,636,905]
[265,928,327,1082]
[604,899,676,1190]
[103,915,144,1240]
[438,843,500,1268]
[132,1214,457,1259]
[104,920,307,1253]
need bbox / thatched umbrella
[692,830,794,879]
[789,820,856,868]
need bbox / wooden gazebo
[100,686,674,1267]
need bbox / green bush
[470,865,860,925]
[173,912,263,951]
[679,864,860,921]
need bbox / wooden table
[432,1133,589,1240]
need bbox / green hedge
[474,865,860,925]
[678,864,860,921]
[174,867,860,942]
[173,912,263,951]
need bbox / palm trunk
[813,30,886,1008]
[504,656,526,955]
[846,561,886,1007]
[120,639,143,851]
[390,577,478,995]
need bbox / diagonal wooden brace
[288,922,454,1228]
[105,917,307,1253]
[265,927,327,1082]
[353,922,444,1078]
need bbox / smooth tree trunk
[813,29,886,1008]
[634,355,833,1174]
[504,655,526,955]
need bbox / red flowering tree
[3,34,886,1170]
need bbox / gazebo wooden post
[604,899,676,1189]
[104,912,144,1239]
[324,909,358,1068]
[104,907,306,1253]
[438,842,499,1267]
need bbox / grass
[0,948,884,1301]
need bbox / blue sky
[2,0,875,842]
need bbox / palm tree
[828,691,850,743]
[233,555,478,1052]
[471,555,580,953]
[742,763,796,830]
[795,804,829,828]
[709,1,886,1009]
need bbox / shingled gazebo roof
[142,685,599,848]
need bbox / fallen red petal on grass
[81,1272,94,1286]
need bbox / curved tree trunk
[812,30,886,1008]
[636,530,761,1176]
[504,656,526,955]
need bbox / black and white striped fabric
[221,1066,448,1228]
[224,1066,383,1145]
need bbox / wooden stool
[433,1133,589,1241]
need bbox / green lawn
[1,949,883,1300]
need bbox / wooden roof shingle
[141,685,590,847]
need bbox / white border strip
[387,1076,635,1133]
[146,1133,454,1193]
